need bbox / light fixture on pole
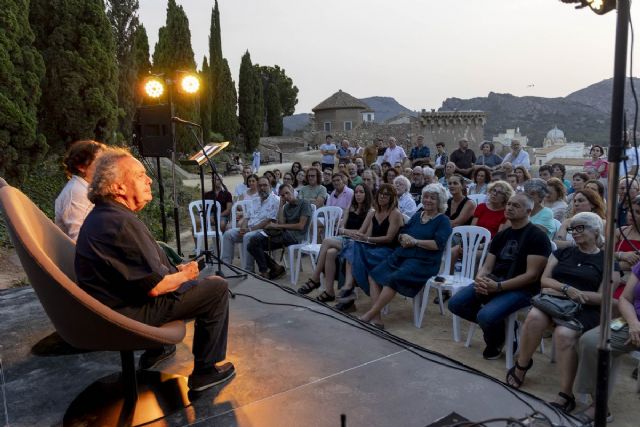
[560,0,616,14]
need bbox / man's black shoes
[188,362,236,391]
[139,344,176,370]
[482,346,502,360]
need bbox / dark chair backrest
[0,181,185,351]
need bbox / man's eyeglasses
[567,224,586,234]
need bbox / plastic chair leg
[464,323,476,347]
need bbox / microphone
[171,116,201,127]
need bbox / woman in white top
[240,174,260,201]
[468,166,490,195]
[393,175,418,219]
[54,140,105,241]
[544,178,569,222]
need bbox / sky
[139,0,639,114]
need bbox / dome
[546,126,565,140]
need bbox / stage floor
[0,267,576,427]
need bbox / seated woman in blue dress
[358,184,453,329]
[335,183,404,310]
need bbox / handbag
[531,293,581,321]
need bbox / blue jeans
[448,284,532,348]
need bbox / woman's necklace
[421,211,434,223]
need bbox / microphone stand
[181,122,246,280]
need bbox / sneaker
[188,362,236,391]
[334,299,356,313]
[482,346,502,360]
[269,264,286,280]
[138,344,176,370]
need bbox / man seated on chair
[247,184,312,280]
[75,148,234,392]
[447,193,551,360]
[221,176,279,272]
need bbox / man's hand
[626,321,640,347]
[475,276,499,294]
[177,261,199,281]
[239,227,249,236]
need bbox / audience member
[273,169,282,184]
[584,144,608,179]
[554,189,606,249]
[501,140,530,170]
[234,165,253,200]
[569,171,588,195]
[380,161,391,176]
[203,175,233,230]
[55,139,105,241]
[617,177,640,226]
[544,177,568,222]
[613,196,640,299]
[291,161,303,176]
[501,162,514,177]
[514,165,531,186]
[327,174,354,210]
[476,142,503,169]
[439,162,456,189]
[263,170,280,195]
[321,168,334,194]
[337,139,353,165]
[394,175,418,218]
[383,167,398,184]
[375,137,387,164]
[295,170,306,192]
[469,166,490,195]
[472,180,513,237]
[347,163,363,187]
[252,149,261,174]
[320,135,337,171]
[247,184,312,280]
[362,169,378,194]
[538,165,553,181]
[552,163,571,190]
[583,166,600,183]
[409,135,431,166]
[523,179,555,239]
[382,137,408,167]
[423,166,436,184]
[491,170,507,182]
[410,166,426,202]
[298,167,327,207]
[507,173,522,193]
[446,175,476,227]
[433,142,448,178]
[240,174,260,201]
[584,179,605,200]
[449,194,551,359]
[620,139,639,177]
[358,184,453,329]
[355,157,365,175]
[363,139,379,166]
[449,139,476,178]
[370,162,382,178]
[507,212,604,414]
[222,176,279,272]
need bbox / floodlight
[144,78,164,98]
[560,0,616,14]
[180,74,200,94]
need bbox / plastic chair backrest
[314,206,343,243]
[551,218,562,239]
[453,225,492,280]
[230,199,253,229]
[188,200,222,234]
[304,204,318,244]
[468,194,487,205]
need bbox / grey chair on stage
[0,178,190,426]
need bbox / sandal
[505,358,533,389]
[297,278,321,295]
[316,291,335,303]
[548,392,576,413]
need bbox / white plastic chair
[287,204,317,285]
[467,194,487,205]
[228,199,253,265]
[294,207,343,285]
[465,306,530,369]
[551,218,562,240]
[420,226,491,333]
[188,200,222,256]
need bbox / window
[324,122,331,132]
[367,114,373,121]
[344,121,352,131]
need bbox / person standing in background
[252,149,261,174]
[320,134,337,171]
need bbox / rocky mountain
[359,96,417,123]
[566,77,640,114]
[283,113,312,136]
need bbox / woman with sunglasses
[507,212,604,415]
[333,183,404,311]
[471,180,514,238]
[554,189,606,249]
[359,184,453,329]
[297,184,372,305]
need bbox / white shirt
[54,175,93,241]
[620,146,639,177]
[234,183,248,198]
[398,192,418,218]
[247,193,280,228]
[502,150,530,170]
[383,146,407,165]
[319,143,337,164]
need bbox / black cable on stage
[223,262,579,427]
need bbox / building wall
[314,108,364,132]
[417,111,487,154]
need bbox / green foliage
[200,56,212,141]
[238,51,262,152]
[265,82,283,136]
[0,0,47,184]
[253,69,264,139]
[208,1,222,102]
[106,0,140,143]
[213,59,239,144]
[132,24,151,107]
[30,0,118,151]
[255,65,298,116]
[151,0,198,154]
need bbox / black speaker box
[135,104,172,158]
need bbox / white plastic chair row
[229,200,253,266]
[188,200,222,256]
[467,193,487,205]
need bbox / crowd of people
[51,136,640,417]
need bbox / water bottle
[454,261,463,282]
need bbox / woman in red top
[584,144,608,179]
[614,196,640,298]
[471,180,513,237]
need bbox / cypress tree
[0,0,47,184]
[215,58,238,143]
[265,82,283,136]
[208,0,222,104]
[253,70,264,139]
[152,0,198,153]
[30,0,118,150]
[106,0,140,143]
[132,23,151,108]
[238,51,259,152]
[200,56,212,141]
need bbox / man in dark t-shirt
[449,139,476,178]
[75,149,235,392]
[448,193,551,359]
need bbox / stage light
[560,0,616,14]
[180,74,200,94]
[144,78,165,98]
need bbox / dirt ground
[2,150,639,425]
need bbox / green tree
[152,0,198,153]
[200,56,211,141]
[132,23,151,108]
[238,51,261,152]
[214,58,238,143]
[30,0,118,151]
[208,0,222,103]
[106,0,140,143]
[265,82,283,136]
[0,0,47,184]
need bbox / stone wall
[314,108,363,133]
[417,111,487,153]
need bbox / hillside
[359,96,417,123]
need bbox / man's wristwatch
[496,281,503,292]
[561,284,570,295]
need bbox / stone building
[312,90,370,133]
[493,128,529,148]
[416,110,487,154]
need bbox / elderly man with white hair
[75,148,235,392]
[382,136,408,167]
[358,183,453,329]
[501,140,530,170]
[394,175,418,218]
[410,166,426,202]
